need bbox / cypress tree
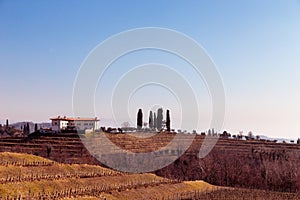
[34,123,38,132]
[149,111,153,129]
[166,109,170,132]
[153,112,157,130]
[157,108,163,131]
[26,123,30,134]
[208,129,211,136]
[6,119,8,127]
[137,109,143,130]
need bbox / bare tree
[248,131,253,140]
[121,121,130,128]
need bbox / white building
[50,116,99,133]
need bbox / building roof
[50,116,99,121]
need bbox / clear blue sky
[1,0,300,138]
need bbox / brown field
[0,152,217,199]
[0,132,299,194]
[1,152,299,199]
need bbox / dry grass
[1,152,298,200]
[0,152,53,164]
[63,198,99,200]
[194,188,300,200]
[0,152,216,199]
[102,180,216,200]
[0,174,168,196]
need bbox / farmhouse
[50,116,99,132]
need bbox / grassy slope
[103,180,216,200]
[1,152,299,200]
[61,181,216,200]
[0,152,217,199]
[0,152,53,163]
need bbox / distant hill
[257,135,297,143]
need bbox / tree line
[137,108,171,131]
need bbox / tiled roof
[50,117,99,121]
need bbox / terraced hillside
[0,132,299,192]
[0,135,98,164]
[0,152,219,199]
[1,152,299,200]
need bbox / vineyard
[0,152,217,199]
[0,132,300,196]
[0,152,300,199]
[163,188,300,200]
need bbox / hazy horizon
[1,1,300,139]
